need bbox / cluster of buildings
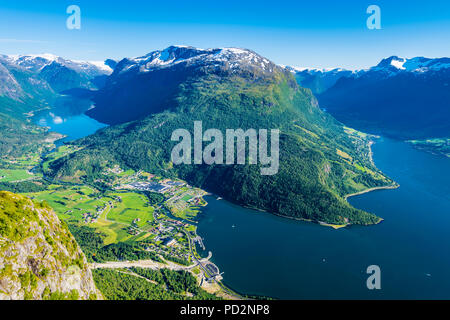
[126,225,141,235]
[162,237,178,247]
[82,202,113,224]
[128,181,170,193]
[187,196,204,206]
[82,211,100,223]
[104,165,124,175]
[127,179,186,194]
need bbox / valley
[48,46,395,227]
[0,85,232,299]
[0,46,448,300]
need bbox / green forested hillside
[0,112,61,157]
[48,68,393,225]
[92,268,219,300]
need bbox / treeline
[130,267,216,298]
[0,180,49,193]
[160,253,190,266]
[145,191,165,204]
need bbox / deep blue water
[197,137,450,299]
[34,97,107,144]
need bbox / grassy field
[0,152,41,168]
[343,126,369,139]
[107,192,154,227]
[24,185,156,245]
[0,169,34,182]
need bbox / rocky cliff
[0,191,100,300]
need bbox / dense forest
[92,268,220,300]
[68,224,163,263]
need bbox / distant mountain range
[285,66,353,95]
[2,50,447,141]
[287,56,450,139]
[0,54,111,109]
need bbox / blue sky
[0,0,449,69]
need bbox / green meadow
[106,192,154,227]
[24,185,156,245]
[0,169,34,182]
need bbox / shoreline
[209,190,392,229]
[344,183,400,200]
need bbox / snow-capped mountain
[0,53,114,98]
[314,56,450,139]
[285,66,353,95]
[286,56,450,95]
[370,56,450,74]
[0,55,53,102]
[87,46,293,124]
[112,45,280,78]
[4,54,113,76]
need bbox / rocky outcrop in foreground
[0,191,100,300]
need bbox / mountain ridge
[86,46,291,125]
[287,55,450,139]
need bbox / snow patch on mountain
[5,54,113,75]
[390,58,406,70]
[372,56,450,75]
[284,66,352,74]
[117,46,278,75]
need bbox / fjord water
[197,137,450,299]
[34,97,107,144]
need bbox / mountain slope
[87,46,280,124]
[315,56,450,139]
[0,191,100,300]
[286,67,353,95]
[49,46,393,226]
[0,53,112,111]
[0,112,62,157]
[0,57,55,118]
[4,54,112,93]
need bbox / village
[23,160,224,288]
[90,165,210,265]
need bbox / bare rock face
[0,62,23,100]
[0,191,101,300]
